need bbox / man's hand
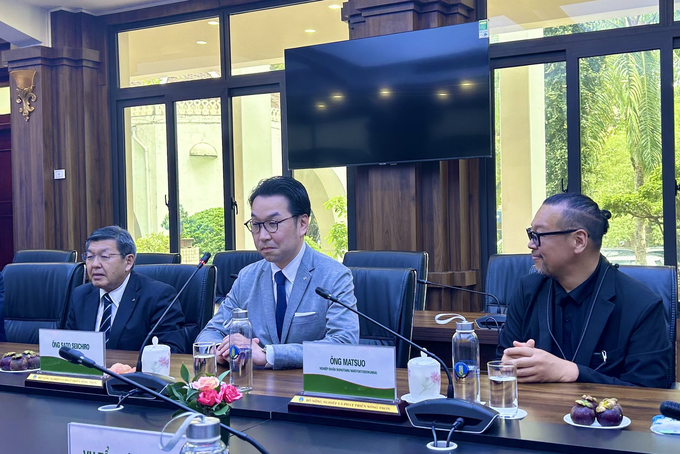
[215,334,266,367]
[502,339,579,383]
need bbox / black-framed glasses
[526,227,579,247]
[82,253,124,262]
[245,215,297,234]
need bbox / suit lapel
[83,286,100,331]
[108,273,140,349]
[573,265,615,365]
[536,279,554,351]
[281,246,314,342]
[259,262,279,343]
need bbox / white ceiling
[20,0,188,16]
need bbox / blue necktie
[99,293,113,345]
[275,271,287,340]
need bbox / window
[230,0,348,75]
[580,51,662,266]
[118,18,221,88]
[0,87,9,115]
[488,1,659,43]
[494,63,567,253]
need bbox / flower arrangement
[166,364,243,417]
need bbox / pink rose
[191,376,220,392]
[197,388,220,406]
[219,383,243,404]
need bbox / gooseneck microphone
[135,252,211,371]
[58,347,269,454]
[418,278,502,311]
[315,287,498,434]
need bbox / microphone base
[106,372,174,399]
[406,398,498,433]
[475,314,506,330]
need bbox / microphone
[315,287,498,434]
[418,279,506,327]
[58,347,269,454]
[135,252,211,371]
[660,401,680,420]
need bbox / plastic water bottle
[229,309,253,393]
[452,320,480,403]
[180,417,227,454]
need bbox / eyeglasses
[245,216,296,234]
[82,253,124,262]
[526,227,579,247]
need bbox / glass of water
[487,361,518,418]
[193,342,217,378]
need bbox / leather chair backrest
[3,262,85,343]
[213,251,263,298]
[618,264,677,388]
[484,254,536,313]
[343,250,429,310]
[135,253,181,265]
[12,249,77,263]
[134,264,216,353]
[349,266,416,368]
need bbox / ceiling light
[331,93,343,100]
[329,4,341,9]
[305,29,317,33]
[317,103,326,109]
[379,88,391,97]
[437,91,449,98]
[196,40,207,45]
[208,20,219,25]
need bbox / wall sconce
[10,70,37,121]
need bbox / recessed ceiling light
[305,29,317,33]
[208,20,219,25]
[331,93,343,100]
[437,91,449,98]
[379,88,391,96]
[329,4,341,9]
[196,40,207,45]
[317,103,326,109]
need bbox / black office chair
[3,262,85,343]
[484,253,536,314]
[618,264,677,388]
[12,249,78,263]
[135,264,216,353]
[212,250,263,299]
[135,252,181,265]
[349,266,417,368]
[343,250,429,310]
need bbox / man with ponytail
[497,193,672,387]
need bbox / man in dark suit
[498,193,672,387]
[0,272,6,342]
[65,226,185,353]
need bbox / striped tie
[99,293,113,344]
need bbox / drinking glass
[487,360,518,418]
[193,342,217,378]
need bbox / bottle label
[453,362,470,379]
[229,345,240,360]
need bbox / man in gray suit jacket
[196,176,359,369]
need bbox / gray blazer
[197,246,359,369]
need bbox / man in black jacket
[65,226,185,353]
[498,193,671,388]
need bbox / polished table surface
[412,311,500,344]
[2,343,680,454]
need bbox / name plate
[39,329,106,376]
[302,343,396,401]
[68,423,183,454]
[290,395,400,415]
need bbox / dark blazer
[0,272,6,342]
[65,271,185,353]
[497,260,672,388]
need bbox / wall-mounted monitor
[285,22,491,169]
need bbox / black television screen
[284,22,490,169]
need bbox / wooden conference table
[1,342,679,454]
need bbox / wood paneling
[0,113,12,268]
[0,12,112,255]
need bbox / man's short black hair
[248,176,311,217]
[85,225,137,257]
[543,193,611,249]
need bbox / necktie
[275,271,287,340]
[100,293,113,345]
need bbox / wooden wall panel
[0,114,12,268]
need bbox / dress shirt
[95,273,130,332]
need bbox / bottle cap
[233,309,248,319]
[455,321,474,331]
[186,416,221,442]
